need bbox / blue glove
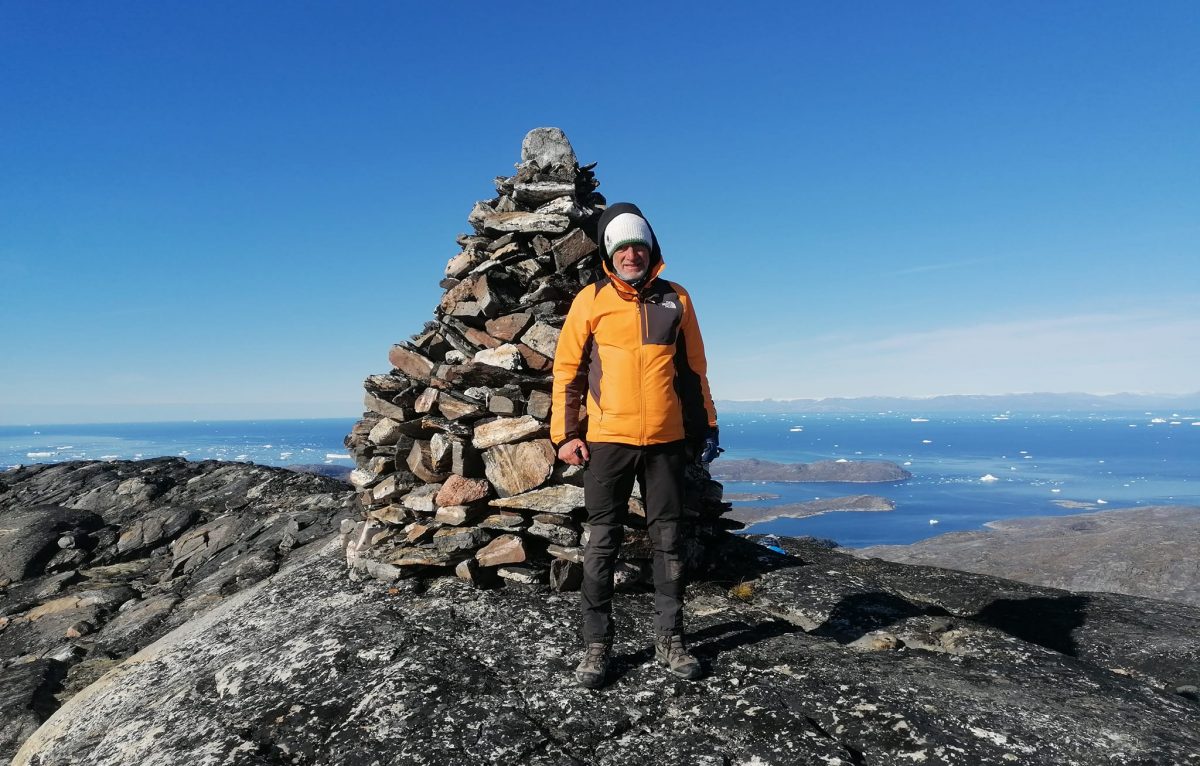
[700,428,723,464]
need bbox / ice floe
[325,453,352,460]
[979,474,999,482]
[911,418,929,423]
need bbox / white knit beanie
[603,212,653,257]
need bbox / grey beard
[615,267,648,284]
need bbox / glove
[699,427,723,464]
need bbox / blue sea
[1,412,1196,548]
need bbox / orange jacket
[551,256,718,447]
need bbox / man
[551,202,720,689]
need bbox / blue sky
[2,2,1197,424]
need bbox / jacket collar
[602,259,666,300]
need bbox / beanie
[603,212,653,258]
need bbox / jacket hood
[595,202,664,275]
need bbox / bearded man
[551,202,721,689]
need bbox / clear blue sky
[2,2,1197,424]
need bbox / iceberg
[980,474,999,482]
[929,519,939,525]
[910,417,929,423]
[325,453,352,460]
[921,439,932,444]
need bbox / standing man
[551,202,721,689]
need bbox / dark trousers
[581,440,687,644]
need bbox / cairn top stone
[521,127,577,169]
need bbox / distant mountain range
[717,391,1200,414]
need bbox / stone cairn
[343,128,735,590]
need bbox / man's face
[612,243,651,281]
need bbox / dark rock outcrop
[11,531,1200,765]
[0,458,354,762]
[711,458,912,483]
[855,504,1200,607]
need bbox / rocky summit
[0,458,355,763]
[7,526,1200,765]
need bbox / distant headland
[710,458,911,483]
[728,494,895,527]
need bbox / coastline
[730,494,896,528]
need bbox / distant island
[711,458,911,483]
[723,491,781,502]
[717,391,1200,414]
[728,494,895,526]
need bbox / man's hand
[557,438,590,466]
[699,428,722,464]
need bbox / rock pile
[344,128,733,588]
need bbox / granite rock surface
[855,504,1200,607]
[0,458,354,762]
[11,530,1200,765]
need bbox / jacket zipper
[637,293,647,444]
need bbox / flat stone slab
[471,416,545,450]
[483,212,570,235]
[489,485,584,515]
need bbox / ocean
[2,412,1196,548]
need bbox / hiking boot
[655,633,703,680]
[574,642,610,689]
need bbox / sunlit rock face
[0,458,355,762]
[11,534,1200,765]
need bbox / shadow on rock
[974,595,1088,657]
[605,620,802,684]
[690,618,801,659]
[701,533,810,583]
[812,592,949,643]
[812,589,1088,657]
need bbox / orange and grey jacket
[551,203,718,447]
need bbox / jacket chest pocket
[641,300,681,345]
